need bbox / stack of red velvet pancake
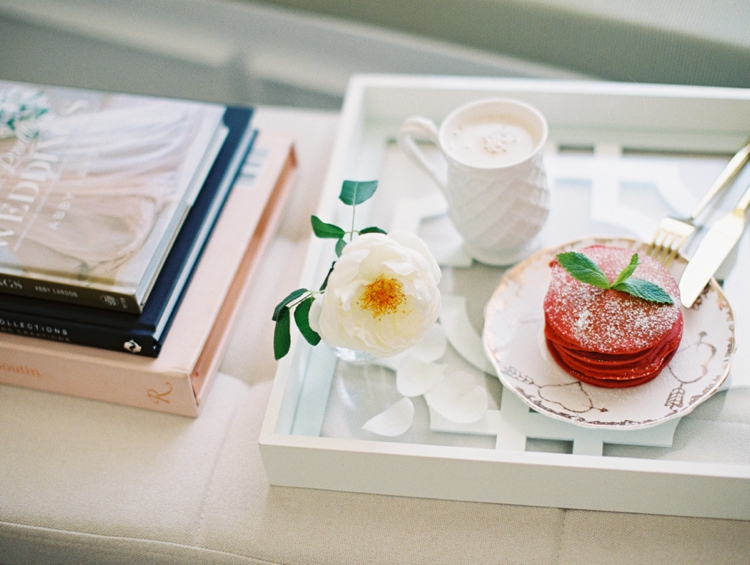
[543,245,683,388]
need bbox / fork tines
[646,217,695,267]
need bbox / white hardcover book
[0,80,227,312]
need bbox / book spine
[0,275,142,312]
[0,346,199,416]
[0,310,160,356]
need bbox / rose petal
[361,397,415,437]
[424,371,487,424]
[389,230,442,282]
[408,323,447,363]
[317,232,441,357]
[397,356,444,397]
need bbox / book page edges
[192,136,298,406]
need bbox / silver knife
[679,182,750,308]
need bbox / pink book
[0,131,297,416]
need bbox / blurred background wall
[253,0,750,88]
[0,0,747,109]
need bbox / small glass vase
[333,346,375,365]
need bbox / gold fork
[647,139,750,266]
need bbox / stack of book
[0,80,297,416]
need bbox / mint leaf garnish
[611,279,674,304]
[611,253,639,287]
[556,251,673,305]
[556,252,610,289]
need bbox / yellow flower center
[358,275,405,319]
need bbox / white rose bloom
[316,230,441,357]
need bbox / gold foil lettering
[147,382,173,404]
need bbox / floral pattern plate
[482,236,736,429]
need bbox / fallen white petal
[397,356,444,397]
[408,323,447,363]
[361,397,415,437]
[439,295,496,374]
[425,371,487,424]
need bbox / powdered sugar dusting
[544,246,681,354]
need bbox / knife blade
[679,182,750,308]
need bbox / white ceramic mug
[397,98,549,265]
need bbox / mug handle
[397,117,447,192]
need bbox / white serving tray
[259,74,750,519]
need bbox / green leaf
[335,238,346,257]
[273,306,291,360]
[556,251,611,289]
[557,250,674,305]
[359,226,387,235]
[612,279,674,305]
[294,296,321,346]
[339,180,378,206]
[273,288,308,321]
[311,215,345,239]
[611,253,639,287]
[319,263,335,291]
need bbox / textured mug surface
[397,98,549,265]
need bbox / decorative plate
[482,236,736,429]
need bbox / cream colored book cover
[0,80,226,311]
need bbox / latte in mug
[446,118,538,168]
[398,98,549,266]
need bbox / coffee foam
[444,114,537,168]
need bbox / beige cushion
[2,371,750,565]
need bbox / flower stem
[349,203,357,242]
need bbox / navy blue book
[0,106,255,357]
